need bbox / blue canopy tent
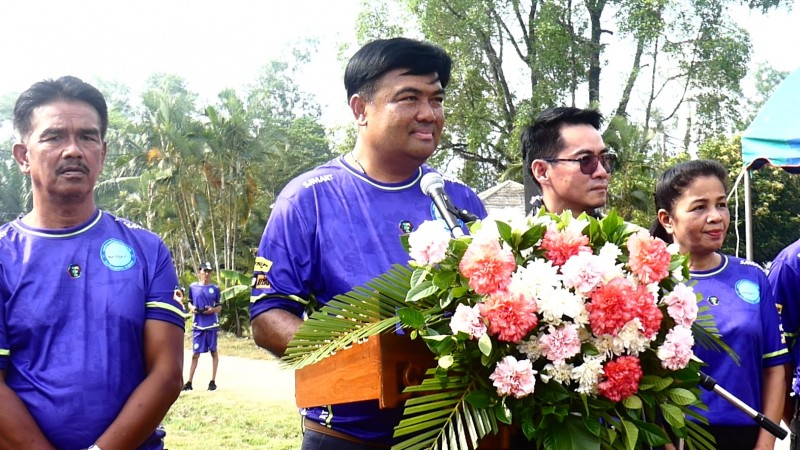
[739,67,800,259]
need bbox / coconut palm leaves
[283,264,420,368]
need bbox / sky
[1,0,799,132]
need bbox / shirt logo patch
[707,296,719,306]
[399,220,414,234]
[100,239,136,271]
[254,257,273,273]
[208,287,215,294]
[253,274,271,290]
[67,264,82,279]
[734,279,760,304]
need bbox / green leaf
[660,403,685,429]
[406,280,437,302]
[542,414,601,450]
[433,270,457,291]
[410,267,428,288]
[639,375,673,391]
[630,419,671,446]
[478,333,492,356]
[495,401,512,424]
[622,394,643,410]
[465,389,493,409]
[496,220,513,245]
[519,226,544,250]
[397,307,426,328]
[620,419,638,450]
[666,388,697,406]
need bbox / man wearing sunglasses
[521,107,616,218]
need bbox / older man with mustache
[0,76,185,450]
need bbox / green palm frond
[282,264,423,368]
[393,369,497,450]
[692,307,739,364]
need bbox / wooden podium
[295,332,434,409]
[294,332,512,448]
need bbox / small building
[478,180,526,215]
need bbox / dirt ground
[180,350,296,404]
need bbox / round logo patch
[101,239,136,271]
[208,287,215,294]
[67,264,82,279]
[734,279,760,304]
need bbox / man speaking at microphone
[250,37,486,449]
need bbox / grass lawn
[164,395,300,450]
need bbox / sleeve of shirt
[760,272,791,367]
[768,254,800,365]
[0,289,8,372]
[214,285,222,307]
[250,193,314,321]
[145,240,186,329]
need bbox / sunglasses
[543,151,618,175]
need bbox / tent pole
[744,169,753,261]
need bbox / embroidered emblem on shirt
[707,296,719,306]
[399,220,414,234]
[253,274,271,290]
[67,264,82,279]
[208,287,215,294]
[100,239,136,271]
[734,279,760,304]
[254,257,273,273]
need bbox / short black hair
[520,107,604,184]
[13,76,108,141]
[344,37,452,101]
[649,159,728,243]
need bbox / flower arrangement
[284,209,728,450]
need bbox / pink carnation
[627,231,671,284]
[561,252,607,294]
[633,283,663,339]
[588,278,662,338]
[479,291,539,343]
[598,356,643,402]
[541,228,591,267]
[459,237,516,295]
[587,278,638,336]
[663,283,699,328]
[408,220,452,265]
[449,303,487,339]
[539,324,581,365]
[489,355,537,398]
[657,326,695,370]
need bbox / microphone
[420,172,464,238]
[698,371,787,440]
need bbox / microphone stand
[698,371,787,440]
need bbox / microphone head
[420,172,445,196]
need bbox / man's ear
[12,143,31,174]
[349,94,368,126]
[657,209,673,234]
[531,160,550,187]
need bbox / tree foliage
[356,0,788,192]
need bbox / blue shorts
[192,328,218,354]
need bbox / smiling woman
[650,159,790,450]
